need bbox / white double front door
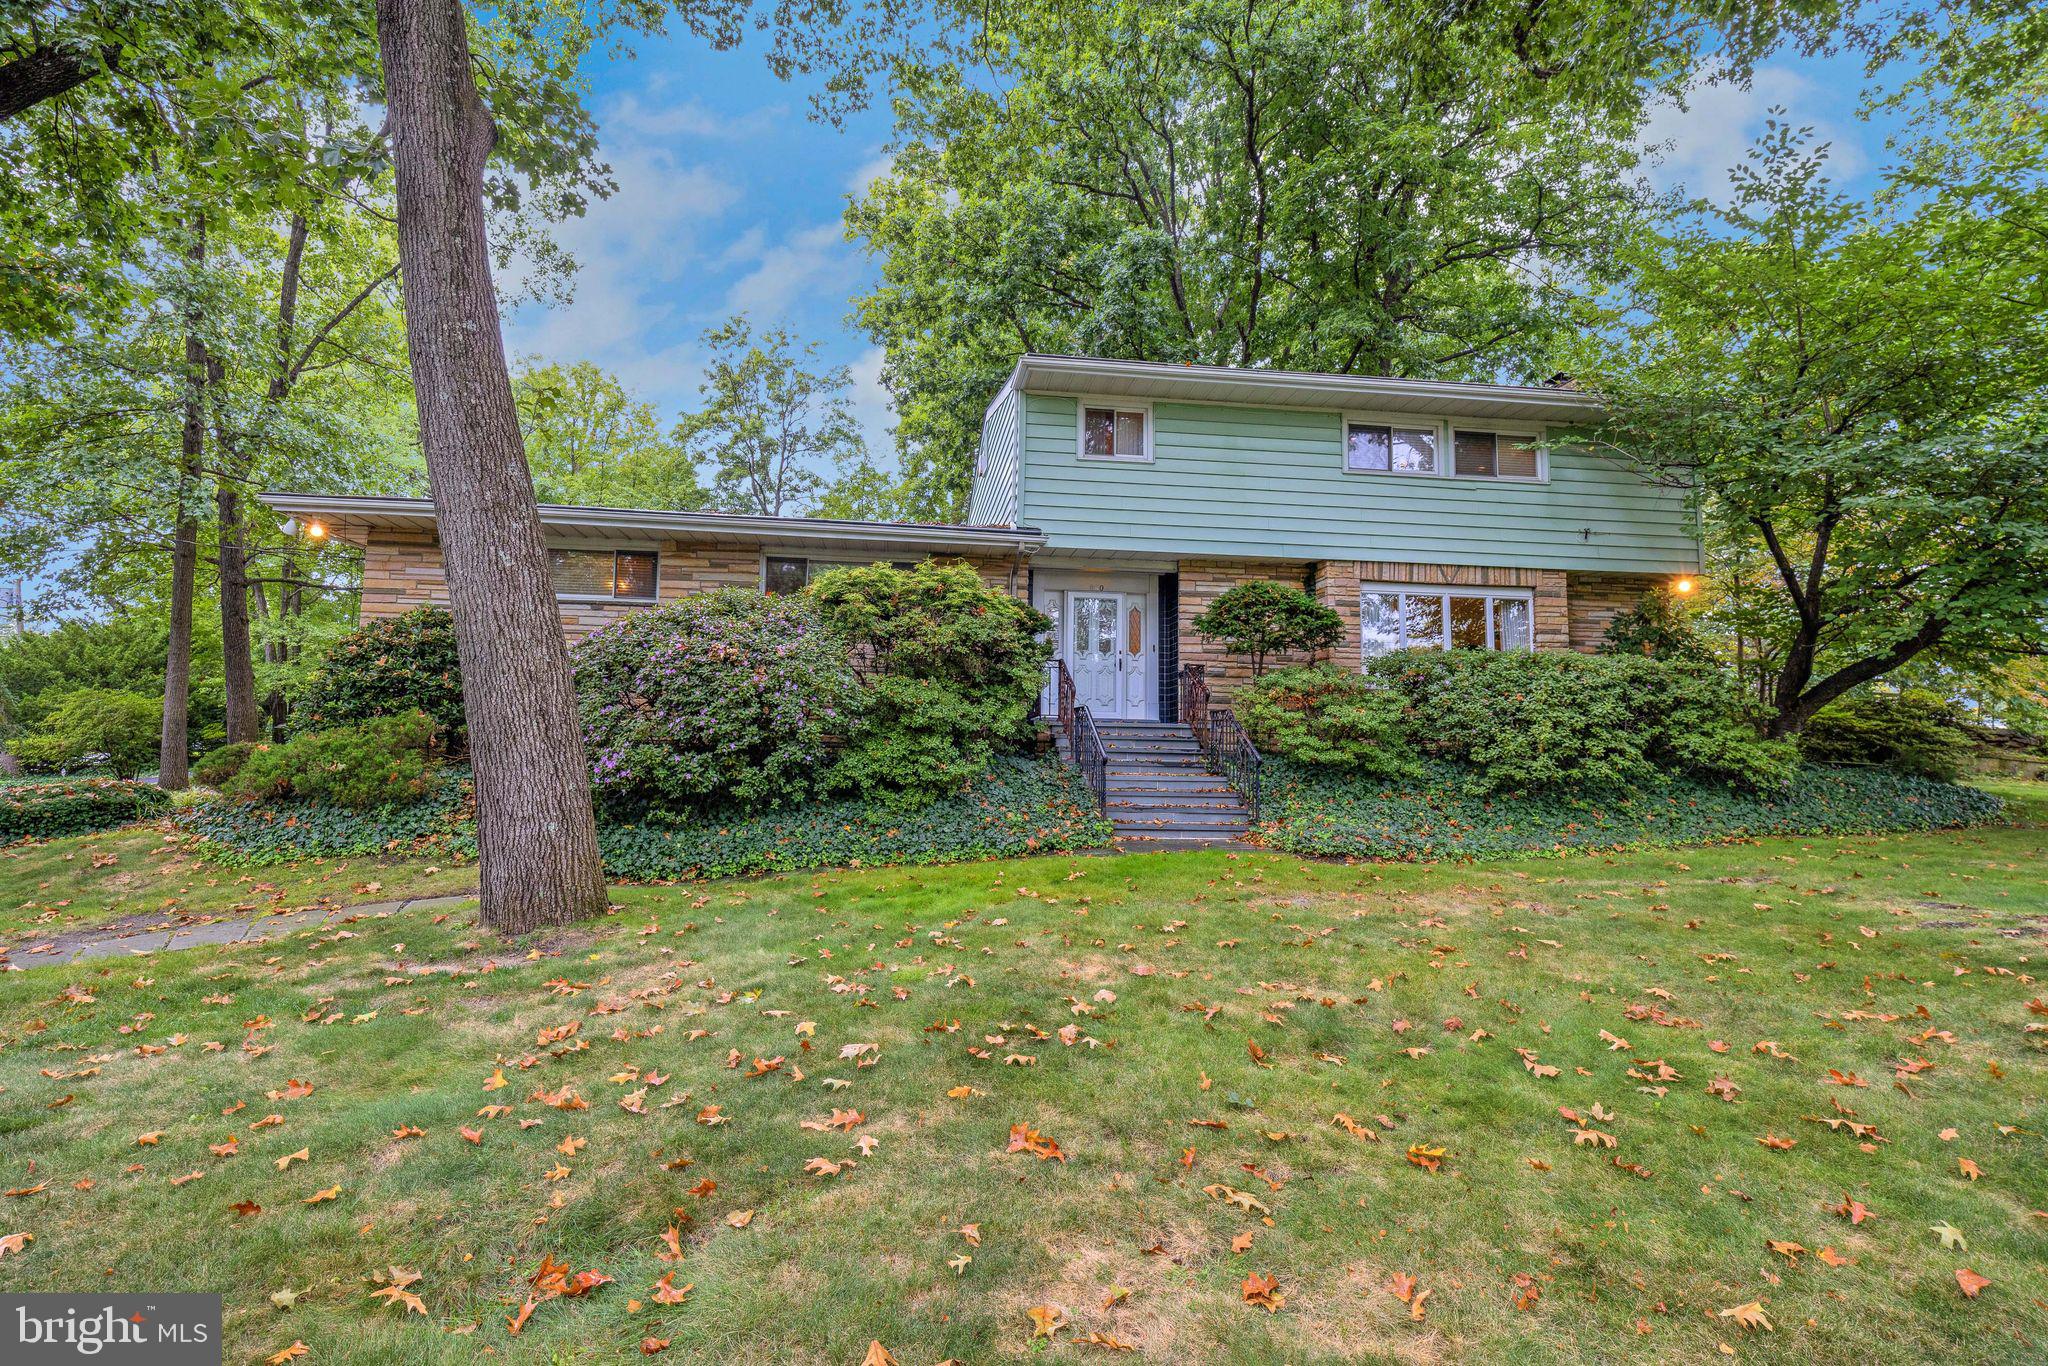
[1064,589,1151,720]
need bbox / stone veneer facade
[357,529,1030,644]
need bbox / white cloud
[845,343,896,458]
[606,92,787,141]
[845,147,894,197]
[1639,65,1867,202]
[722,221,860,320]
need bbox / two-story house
[265,354,1700,727]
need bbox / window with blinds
[548,548,658,601]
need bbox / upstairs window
[549,548,657,601]
[1345,422,1438,474]
[1080,405,1149,461]
[1359,585,1533,657]
[1452,430,1541,479]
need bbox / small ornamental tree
[8,688,162,778]
[1190,581,1343,676]
[807,560,1053,804]
[571,587,858,816]
[300,608,466,744]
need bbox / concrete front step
[1110,794,1246,812]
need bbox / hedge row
[1259,759,2005,860]
[1,778,171,843]
[181,759,1113,878]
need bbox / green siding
[967,387,1021,526]
[1018,394,1699,572]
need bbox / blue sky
[500,31,1911,465]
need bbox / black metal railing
[1047,658,1107,814]
[1179,662,1261,824]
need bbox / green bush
[222,711,440,810]
[1799,688,1979,782]
[1234,665,1416,775]
[572,587,858,816]
[1260,757,2003,861]
[193,741,259,788]
[1364,650,1795,794]
[1190,580,1343,676]
[1,778,171,843]
[1597,587,1715,664]
[807,560,1053,805]
[299,608,465,743]
[5,688,162,778]
[182,758,1111,877]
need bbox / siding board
[1019,394,1700,573]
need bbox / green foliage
[1234,665,1416,775]
[1598,588,1715,664]
[808,560,1053,804]
[7,688,162,778]
[1800,688,1980,782]
[1365,651,1797,795]
[192,741,260,789]
[183,759,1110,878]
[1190,581,1343,676]
[222,712,440,811]
[1262,757,2004,861]
[572,587,858,816]
[677,318,866,517]
[299,608,465,742]
[0,778,171,844]
[512,358,705,509]
[0,615,220,736]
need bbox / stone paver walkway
[3,893,478,967]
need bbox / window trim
[548,543,660,604]
[1357,581,1537,659]
[1073,396,1155,464]
[759,553,919,593]
[1340,410,1445,477]
[1339,413,1550,484]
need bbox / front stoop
[1092,720,1251,845]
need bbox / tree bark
[159,222,206,789]
[214,466,263,742]
[374,0,607,933]
[0,42,106,121]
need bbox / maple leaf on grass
[1027,1304,1067,1338]
[1718,1301,1773,1332]
[1006,1123,1067,1162]
[1241,1272,1284,1313]
[861,1343,898,1366]
[266,1343,310,1365]
[1955,1268,1990,1299]
[0,1232,34,1259]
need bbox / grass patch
[1261,758,2005,860]
[0,805,2043,1361]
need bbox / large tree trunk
[0,42,106,121]
[375,0,607,933]
[158,222,206,789]
[214,472,263,742]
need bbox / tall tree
[373,0,607,933]
[1576,122,2048,736]
[678,317,865,517]
[512,358,704,508]
[850,0,1847,517]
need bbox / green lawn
[0,788,2043,1363]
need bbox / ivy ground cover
[0,789,2042,1362]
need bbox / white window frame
[1357,582,1536,660]
[1340,410,1446,478]
[1073,396,1155,464]
[1447,426,1549,483]
[549,543,660,604]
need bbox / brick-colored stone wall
[1564,571,1668,653]
[1177,558,1313,700]
[357,529,1030,643]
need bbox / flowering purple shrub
[570,587,857,815]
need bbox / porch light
[304,520,328,541]
[1673,577,1694,594]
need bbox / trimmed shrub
[222,711,440,810]
[1365,650,1795,794]
[5,688,162,778]
[807,560,1053,805]
[1234,665,1417,775]
[193,741,259,788]
[182,758,1111,877]
[2,778,170,843]
[1190,580,1343,676]
[299,607,465,742]
[1799,688,1978,782]
[572,587,858,816]
[1261,757,2002,861]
